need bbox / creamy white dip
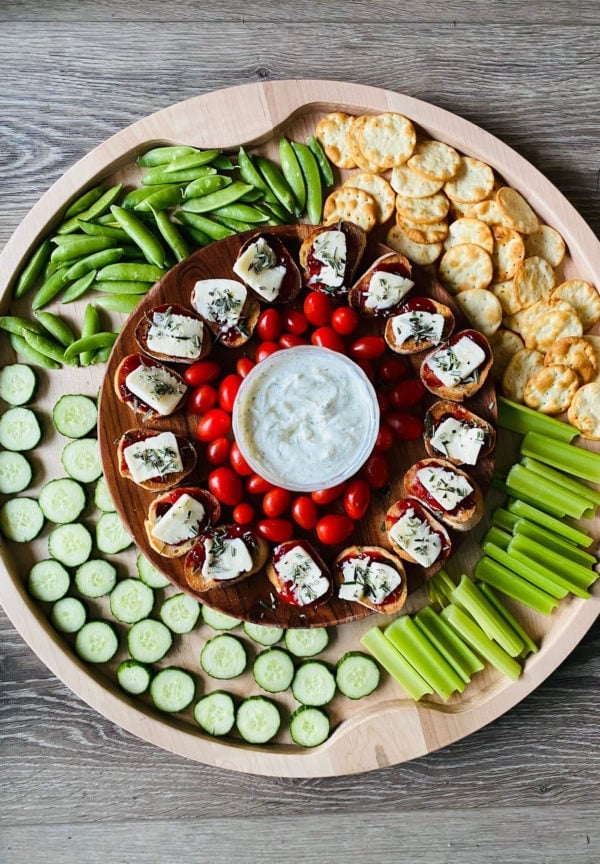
[233,346,379,491]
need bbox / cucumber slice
[243,621,284,646]
[150,667,195,712]
[137,553,171,589]
[193,691,236,737]
[50,596,87,633]
[48,522,92,567]
[292,660,336,707]
[0,451,32,493]
[109,578,155,624]
[53,394,97,438]
[201,606,241,631]
[159,593,201,634]
[39,477,86,523]
[289,705,330,747]
[0,363,37,405]
[253,648,295,693]
[96,512,132,554]
[127,618,173,663]
[74,558,117,598]
[236,696,281,744]
[284,627,329,658]
[0,407,42,451]
[335,651,380,699]
[0,497,44,542]
[61,438,102,483]
[94,476,116,513]
[200,634,247,679]
[27,559,71,602]
[75,620,119,663]
[117,659,152,695]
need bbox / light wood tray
[0,80,599,777]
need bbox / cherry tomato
[311,482,346,505]
[349,335,386,361]
[315,514,355,545]
[385,411,424,441]
[331,306,359,336]
[262,487,292,518]
[236,356,255,379]
[208,466,243,506]
[187,384,217,415]
[283,309,308,335]
[389,379,426,409]
[233,502,255,525]
[374,424,394,453]
[256,308,283,342]
[379,356,410,383]
[311,326,345,353]
[362,453,390,488]
[246,473,274,495]
[196,408,232,442]
[218,373,242,413]
[255,341,281,363]
[376,390,390,413]
[356,359,375,382]
[343,479,371,521]
[279,333,308,349]
[291,496,318,530]
[205,436,230,465]
[184,360,221,386]
[229,442,253,476]
[303,291,334,327]
[256,518,293,543]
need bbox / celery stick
[414,607,485,680]
[483,526,512,551]
[513,520,597,568]
[494,474,564,516]
[483,540,568,599]
[474,556,559,615]
[440,605,522,680]
[507,545,591,599]
[492,508,519,534]
[477,583,538,657]
[521,431,600,484]
[497,396,577,442]
[521,457,600,508]
[506,464,588,519]
[450,575,524,657]
[508,499,592,547]
[508,535,597,591]
[360,627,432,700]
[384,616,465,700]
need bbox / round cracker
[438,243,493,294]
[496,187,540,234]
[407,139,461,182]
[544,336,599,384]
[524,307,583,353]
[395,192,450,225]
[385,225,443,266]
[343,172,395,223]
[315,112,357,169]
[491,225,525,281]
[454,288,502,336]
[523,364,580,415]
[489,328,525,380]
[567,382,600,439]
[323,187,377,233]
[523,225,566,268]
[550,279,600,331]
[467,198,508,226]
[357,112,417,171]
[390,164,444,198]
[513,255,556,308]
[395,214,448,243]
[443,217,494,253]
[490,280,523,315]
[443,156,495,203]
[584,336,600,383]
[502,347,545,402]
[345,115,381,173]
[505,299,574,339]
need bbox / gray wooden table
[1,2,599,862]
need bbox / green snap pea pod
[176,211,235,240]
[180,182,254,214]
[120,184,174,209]
[179,224,213,247]
[51,233,94,246]
[137,145,200,168]
[255,156,296,214]
[279,138,306,214]
[150,206,190,263]
[307,135,335,187]
[14,238,52,299]
[134,186,182,212]
[61,270,97,304]
[209,203,269,224]
[64,331,118,362]
[256,200,291,223]
[96,262,166,282]
[109,206,167,268]
[211,154,235,171]
[163,149,221,173]
[65,248,124,281]
[0,316,45,337]
[93,294,141,314]
[31,267,70,310]
[211,215,257,233]
[239,187,264,203]
[44,257,62,279]
[50,235,117,263]
[183,175,232,199]
[9,333,60,369]
[92,344,114,364]
[237,147,270,194]
[76,220,131,242]
[93,280,152,295]
[291,142,323,225]
[33,311,75,347]
[141,165,217,186]
[63,185,105,219]
[80,304,101,366]
[57,184,124,234]
[23,329,75,366]
[96,213,121,225]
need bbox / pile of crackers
[315,111,600,439]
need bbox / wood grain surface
[1,2,600,862]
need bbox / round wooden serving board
[0,80,599,777]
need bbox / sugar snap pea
[57,184,124,234]
[210,203,268,224]
[80,304,101,366]
[64,185,105,219]
[239,187,264,203]
[136,145,199,168]
[307,136,335,187]
[121,185,173,209]
[50,235,117,263]
[150,206,189,263]
[32,267,70,310]
[180,182,253,214]
[163,149,221,173]
[291,142,322,225]
[279,138,306,214]
[255,156,296,214]
[141,165,216,186]
[65,248,124,281]
[211,215,257,233]
[13,238,53,299]
[176,211,235,240]
[0,316,45,337]
[96,262,166,282]
[257,200,290,223]
[237,147,270,195]
[64,331,118,362]
[33,311,75,347]
[92,345,114,364]
[92,280,152,295]
[183,175,232,199]
[179,224,213,247]
[23,329,75,366]
[212,155,235,171]
[61,270,97,304]
[93,295,141,314]
[76,220,131,243]
[9,333,60,369]
[110,206,167,268]
[134,186,182,212]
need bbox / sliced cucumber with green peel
[0,363,37,405]
[75,620,118,663]
[117,659,152,695]
[109,577,154,624]
[159,593,201,634]
[289,705,330,748]
[53,394,97,438]
[243,621,284,646]
[39,477,86,524]
[50,596,87,633]
[201,606,241,631]
[127,618,173,663]
[236,696,281,744]
[0,451,32,494]
[193,691,236,737]
[94,476,116,513]
[28,559,71,602]
[284,627,329,658]
[253,648,295,693]
[0,407,42,451]
[61,438,102,483]
[48,522,92,567]
[75,558,117,598]
[137,553,171,589]
[201,634,247,679]
[150,667,195,712]
[292,660,336,707]
[336,652,381,700]
[0,497,44,542]
[96,512,132,554]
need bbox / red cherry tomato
[255,341,281,363]
[331,306,359,336]
[303,291,334,327]
[362,453,390,488]
[196,408,232,442]
[236,356,255,379]
[311,326,346,353]
[311,482,346,505]
[246,473,274,494]
[218,373,242,413]
[316,514,355,545]
[205,436,230,465]
[389,379,426,409]
[262,487,292,518]
[233,502,255,525]
[184,360,221,386]
[379,356,410,383]
[229,442,253,476]
[256,518,293,543]
[343,479,371,521]
[256,308,283,341]
[376,390,390,413]
[208,466,243,506]
[187,384,217,415]
[374,424,394,453]
[349,335,386,361]
[291,496,318,530]
[279,333,308,349]
[283,309,308,335]
[385,411,425,441]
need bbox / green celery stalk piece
[520,456,600,507]
[414,606,484,682]
[497,396,577,442]
[507,499,592,547]
[508,535,596,592]
[474,556,559,616]
[483,526,512,551]
[450,575,525,657]
[440,605,522,681]
[512,520,597,568]
[521,431,600,484]
[506,464,588,520]
[483,541,567,600]
[360,627,432,701]
[491,508,519,534]
[477,583,539,658]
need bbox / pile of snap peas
[6,137,334,369]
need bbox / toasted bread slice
[117,428,197,490]
[299,221,366,296]
[233,232,301,304]
[266,540,332,607]
[334,545,407,614]
[420,329,492,401]
[348,252,415,316]
[144,487,221,558]
[385,498,452,567]
[403,458,484,532]
[385,296,455,354]
[190,277,260,347]
[184,524,269,591]
[423,400,496,466]
[114,354,188,421]
[134,303,211,364]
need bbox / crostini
[385,498,452,569]
[334,545,407,614]
[184,524,269,592]
[134,303,211,364]
[348,251,415,316]
[232,232,302,304]
[266,540,332,607]
[385,297,455,354]
[190,277,260,347]
[420,329,492,401]
[144,487,221,558]
[299,221,366,296]
[114,354,188,420]
[117,428,197,490]
[403,457,484,532]
[423,401,496,466]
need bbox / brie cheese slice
[201,536,253,582]
[126,363,187,416]
[364,271,414,310]
[233,237,286,302]
[430,417,486,465]
[309,230,346,289]
[417,465,473,511]
[276,545,329,606]
[151,493,206,546]
[391,310,445,345]
[124,431,183,483]
[338,557,401,605]
[191,278,247,329]
[426,336,486,388]
[388,508,443,568]
[146,310,204,360]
